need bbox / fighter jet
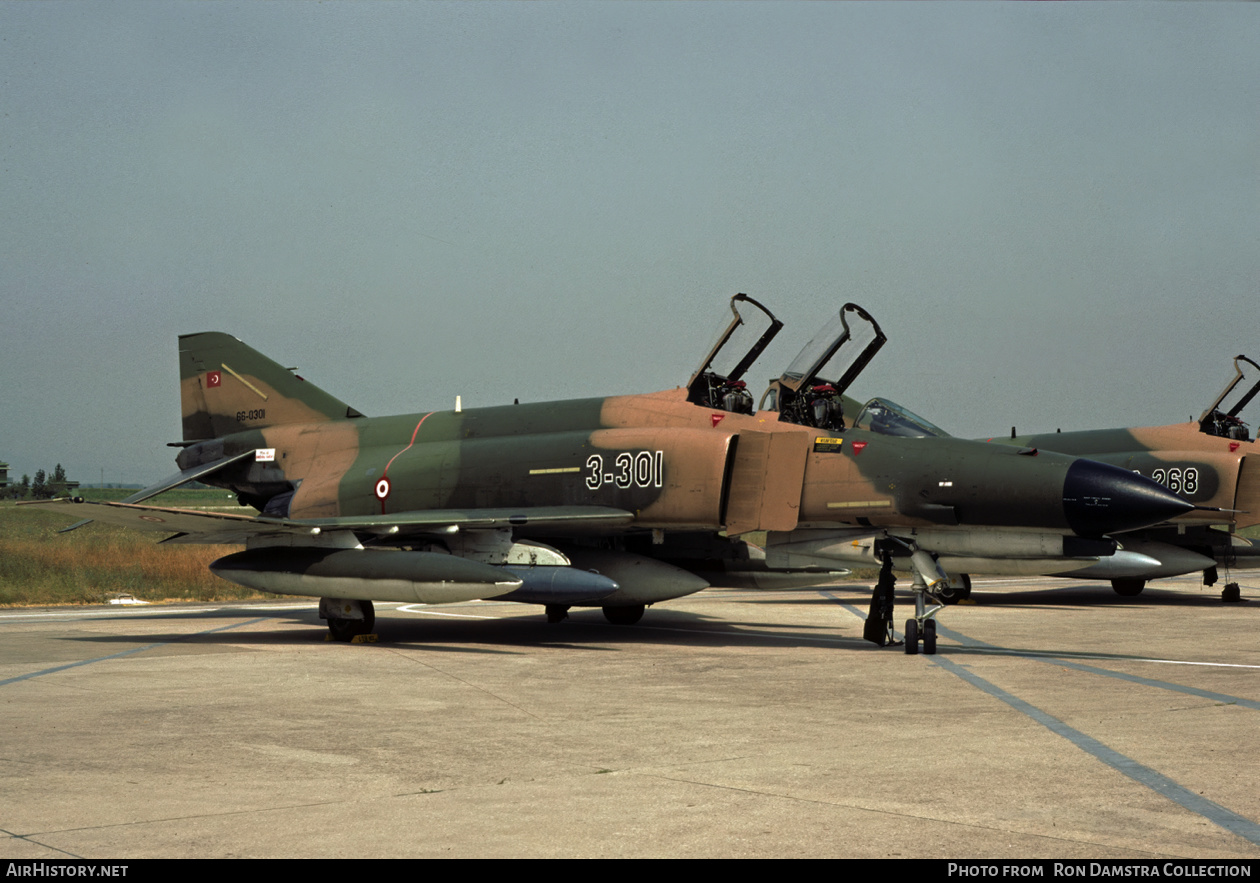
[980,355,1260,598]
[25,296,1192,653]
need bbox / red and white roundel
[374,478,391,500]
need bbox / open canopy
[1199,355,1259,441]
[686,293,783,412]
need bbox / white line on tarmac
[393,605,495,618]
[958,645,1260,670]
[0,603,315,621]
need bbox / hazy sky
[2,2,1256,485]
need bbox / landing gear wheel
[923,619,937,655]
[545,604,570,623]
[904,618,919,655]
[327,600,375,642]
[934,574,972,605]
[602,604,645,625]
[1112,578,1146,597]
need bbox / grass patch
[1,489,263,606]
[73,486,242,505]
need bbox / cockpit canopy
[684,296,891,429]
[686,293,783,414]
[1199,355,1258,442]
[852,398,951,438]
[758,303,887,431]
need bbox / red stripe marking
[379,412,436,513]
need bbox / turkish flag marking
[207,371,221,388]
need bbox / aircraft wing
[22,499,637,545]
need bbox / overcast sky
[2,2,1256,485]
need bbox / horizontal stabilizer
[24,451,258,534]
[120,450,258,505]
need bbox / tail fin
[179,332,364,441]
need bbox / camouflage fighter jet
[25,296,1193,653]
[979,355,1260,599]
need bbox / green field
[0,488,262,606]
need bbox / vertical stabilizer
[179,332,363,441]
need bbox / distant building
[1,462,80,498]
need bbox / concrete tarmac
[1,574,1258,859]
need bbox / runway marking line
[829,599,1260,848]
[0,616,271,688]
[0,603,313,621]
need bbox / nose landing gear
[904,572,944,655]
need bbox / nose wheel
[904,573,942,655]
[904,616,939,655]
[865,542,948,656]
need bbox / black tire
[602,604,645,625]
[327,600,375,642]
[935,574,972,605]
[1111,578,1146,597]
[935,585,960,605]
[904,618,919,655]
[923,619,937,655]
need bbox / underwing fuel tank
[1057,541,1217,580]
[210,548,524,604]
[491,565,621,605]
[767,529,1122,571]
[559,549,711,606]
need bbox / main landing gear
[602,604,646,625]
[543,604,647,625]
[935,573,972,605]
[321,598,376,642]
[1111,578,1146,597]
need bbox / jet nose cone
[1063,459,1195,536]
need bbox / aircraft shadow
[966,583,1252,609]
[62,602,891,655]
